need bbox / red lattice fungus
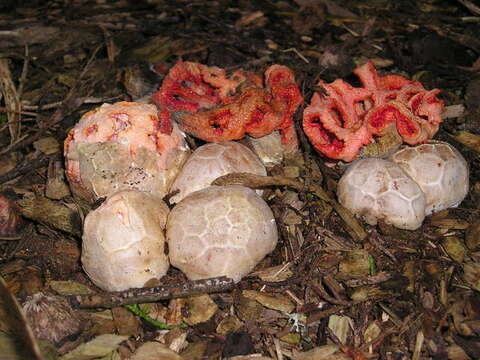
[152,61,303,153]
[303,61,444,162]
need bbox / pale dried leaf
[183,294,218,326]
[292,345,342,360]
[59,334,128,360]
[328,315,352,345]
[364,320,382,343]
[338,250,370,277]
[216,316,244,335]
[251,263,294,282]
[442,237,467,263]
[130,342,185,360]
[33,137,60,155]
[47,280,94,296]
[452,131,480,153]
[463,263,480,291]
[443,104,466,119]
[242,290,295,313]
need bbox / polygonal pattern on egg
[170,141,266,203]
[166,185,278,282]
[391,141,469,215]
[337,158,426,230]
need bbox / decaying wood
[17,192,82,236]
[66,276,236,308]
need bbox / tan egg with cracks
[337,158,426,230]
[390,141,469,215]
[64,101,189,203]
[167,186,278,283]
[82,190,170,292]
[169,141,266,203]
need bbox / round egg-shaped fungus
[166,185,278,282]
[82,190,170,291]
[390,141,469,215]
[244,131,284,167]
[337,158,426,230]
[64,102,189,203]
[170,141,266,203]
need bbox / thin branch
[456,0,480,16]
[66,276,236,309]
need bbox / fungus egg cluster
[68,102,278,291]
[337,141,469,230]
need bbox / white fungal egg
[82,190,170,291]
[64,102,189,203]
[390,141,469,215]
[166,185,278,283]
[337,158,426,230]
[244,131,284,167]
[169,141,266,203]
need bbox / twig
[17,43,29,97]
[456,0,480,15]
[0,107,38,117]
[0,152,60,185]
[21,96,119,111]
[282,48,310,64]
[311,279,351,305]
[66,276,236,308]
[343,271,393,288]
[307,295,398,324]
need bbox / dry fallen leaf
[451,131,480,153]
[242,290,295,313]
[59,334,128,360]
[182,294,218,326]
[130,341,185,360]
[338,250,370,278]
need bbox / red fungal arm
[153,61,303,151]
[303,92,372,162]
[303,61,444,161]
[265,65,304,152]
[152,61,223,133]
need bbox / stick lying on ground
[66,276,235,309]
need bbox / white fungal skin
[245,131,284,167]
[65,102,190,203]
[337,158,426,230]
[170,141,266,203]
[82,190,170,292]
[390,141,469,215]
[167,185,278,283]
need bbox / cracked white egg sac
[337,158,426,230]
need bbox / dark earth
[0,0,479,359]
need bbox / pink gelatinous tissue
[64,101,190,202]
[303,61,444,162]
[152,61,304,153]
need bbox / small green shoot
[125,304,188,330]
[368,254,377,275]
